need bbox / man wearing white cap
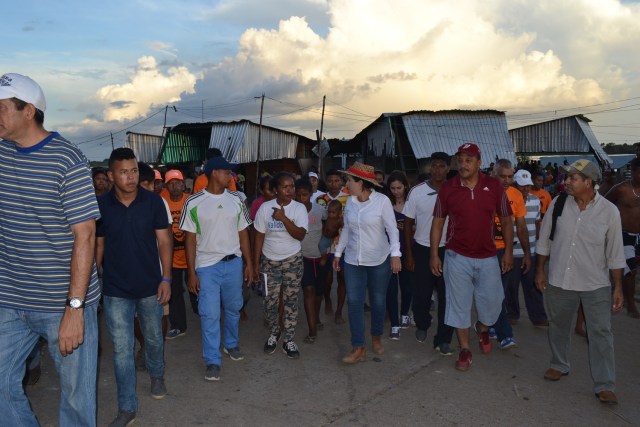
[535,159,625,405]
[307,171,325,204]
[507,170,547,326]
[0,73,101,425]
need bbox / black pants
[411,243,453,347]
[169,268,188,331]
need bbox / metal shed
[124,132,164,163]
[509,115,611,166]
[351,110,516,172]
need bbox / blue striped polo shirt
[0,132,101,312]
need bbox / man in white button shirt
[535,159,625,405]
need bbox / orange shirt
[162,193,189,269]
[529,188,552,215]
[193,173,236,193]
[494,186,526,250]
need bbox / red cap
[153,169,162,181]
[456,143,481,158]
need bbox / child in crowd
[319,199,343,267]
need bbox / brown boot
[372,336,384,355]
[342,347,366,364]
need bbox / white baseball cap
[0,73,46,112]
[514,169,534,186]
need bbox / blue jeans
[0,305,98,427]
[492,249,514,341]
[196,257,243,366]
[344,258,391,347]
[104,295,164,413]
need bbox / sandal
[304,335,317,344]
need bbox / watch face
[69,298,83,309]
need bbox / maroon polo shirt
[433,173,511,259]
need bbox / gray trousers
[545,284,615,393]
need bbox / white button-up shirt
[536,192,626,291]
[334,191,401,266]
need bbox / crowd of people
[1,74,639,426]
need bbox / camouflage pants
[262,252,303,342]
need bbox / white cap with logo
[514,169,534,186]
[0,73,46,112]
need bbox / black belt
[221,254,238,262]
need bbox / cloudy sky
[5,0,640,160]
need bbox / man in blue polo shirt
[0,73,101,426]
[96,148,173,427]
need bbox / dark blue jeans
[344,258,391,347]
[506,255,547,323]
[386,259,412,327]
[492,249,514,341]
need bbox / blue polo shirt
[97,187,170,299]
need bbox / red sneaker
[475,321,492,353]
[455,349,472,371]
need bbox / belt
[221,254,238,262]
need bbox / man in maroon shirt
[430,143,513,371]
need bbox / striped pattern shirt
[0,132,101,312]
[513,193,541,257]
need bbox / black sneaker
[205,364,221,381]
[108,410,136,427]
[263,332,281,354]
[282,340,300,359]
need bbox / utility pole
[318,95,326,177]
[255,93,265,197]
[201,100,205,122]
[110,132,114,151]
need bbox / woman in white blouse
[333,162,402,363]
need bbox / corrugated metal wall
[401,111,516,168]
[366,116,397,157]
[209,122,299,163]
[510,116,611,164]
[160,133,209,164]
[125,132,164,163]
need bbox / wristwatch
[66,297,86,310]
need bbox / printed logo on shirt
[218,204,223,209]
[483,187,490,191]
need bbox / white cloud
[96,56,198,121]
[182,0,640,138]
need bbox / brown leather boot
[372,336,384,355]
[342,347,366,364]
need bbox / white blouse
[334,191,401,266]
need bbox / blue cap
[203,156,239,176]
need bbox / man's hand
[187,272,200,294]
[404,253,415,273]
[612,285,624,312]
[157,281,171,305]
[58,309,84,356]
[521,253,531,275]
[390,256,402,274]
[501,252,513,274]
[252,263,261,282]
[534,269,547,293]
[430,255,443,277]
[332,256,341,272]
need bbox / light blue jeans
[0,305,98,427]
[196,257,243,366]
[104,294,164,413]
[344,258,391,347]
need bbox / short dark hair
[630,158,640,171]
[325,169,341,179]
[327,199,342,210]
[10,97,44,125]
[206,148,223,160]
[431,152,451,166]
[270,171,295,191]
[137,162,155,183]
[294,178,313,193]
[259,175,272,192]
[92,168,107,180]
[108,147,136,170]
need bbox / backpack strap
[549,192,568,241]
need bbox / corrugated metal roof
[509,115,611,165]
[400,110,516,168]
[125,132,164,163]
[208,120,300,163]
